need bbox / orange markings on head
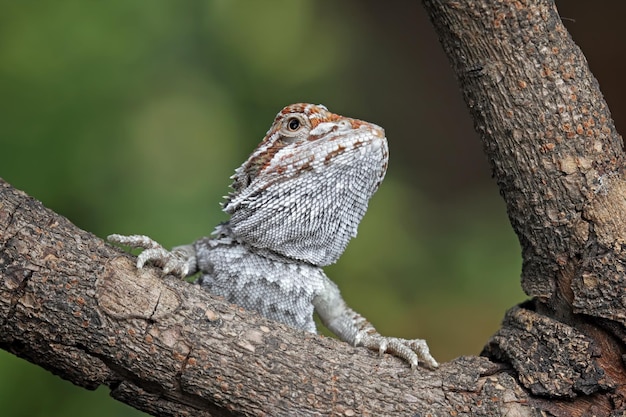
[279,103,342,129]
[348,119,367,129]
[279,103,374,133]
[324,145,347,164]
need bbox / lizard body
[108,103,437,368]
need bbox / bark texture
[2,0,626,416]
[0,178,529,416]
[422,0,626,415]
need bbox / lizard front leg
[313,277,438,369]
[107,234,197,278]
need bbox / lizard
[108,103,438,369]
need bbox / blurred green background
[1,1,623,416]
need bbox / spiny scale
[107,104,439,369]
[224,103,389,266]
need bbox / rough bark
[1,0,626,416]
[1,178,529,416]
[423,0,626,415]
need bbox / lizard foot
[107,234,194,278]
[357,332,439,369]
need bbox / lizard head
[223,103,389,266]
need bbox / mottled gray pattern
[108,104,437,368]
[192,224,325,333]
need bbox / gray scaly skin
[108,103,438,369]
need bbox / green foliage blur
[0,1,524,416]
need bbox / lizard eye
[287,117,301,131]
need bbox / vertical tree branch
[423,0,626,413]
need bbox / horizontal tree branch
[0,178,531,416]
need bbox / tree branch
[423,0,626,414]
[0,177,526,415]
[2,0,626,415]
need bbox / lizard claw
[357,332,439,369]
[107,234,195,278]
